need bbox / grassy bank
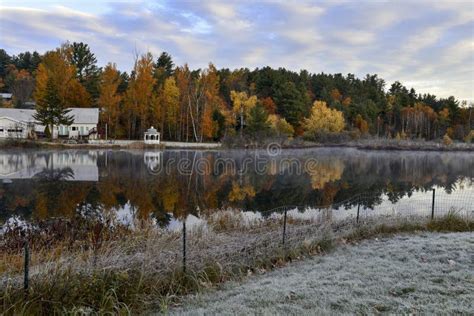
[222,135,474,151]
[0,139,225,150]
[1,211,473,314]
[287,138,474,151]
[0,138,166,150]
[2,137,473,152]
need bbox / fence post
[282,209,287,245]
[356,195,361,224]
[431,189,435,219]
[182,219,186,274]
[24,240,29,298]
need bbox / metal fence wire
[180,189,473,274]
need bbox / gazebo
[144,126,160,144]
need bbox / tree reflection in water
[0,149,472,226]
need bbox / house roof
[145,126,158,134]
[68,108,99,124]
[0,93,13,99]
[0,108,36,123]
[0,107,99,124]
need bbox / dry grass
[1,210,473,314]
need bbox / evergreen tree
[156,52,174,76]
[70,42,101,101]
[273,81,308,128]
[246,104,270,138]
[34,78,74,140]
[13,51,42,73]
[0,49,12,80]
[154,52,175,88]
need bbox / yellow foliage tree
[64,79,92,107]
[443,133,453,146]
[98,63,122,138]
[201,64,221,140]
[354,114,369,134]
[330,88,342,102]
[464,130,474,143]
[124,52,156,138]
[34,49,91,108]
[303,101,345,135]
[342,96,352,107]
[230,90,257,135]
[268,114,294,137]
[161,77,180,139]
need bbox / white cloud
[0,0,472,101]
[334,30,375,45]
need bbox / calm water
[0,148,473,226]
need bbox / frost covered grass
[172,232,474,315]
[1,211,473,314]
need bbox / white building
[0,93,13,101]
[144,126,161,144]
[0,108,37,139]
[0,107,99,139]
[57,108,99,139]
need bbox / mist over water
[0,148,473,226]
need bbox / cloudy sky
[1,0,473,101]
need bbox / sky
[0,0,473,102]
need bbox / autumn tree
[124,52,156,139]
[179,63,223,142]
[303,101,345,136]
[201,64,222,140]
[230,90,257,136]
[268,114,294,137]
[161,77,180,139]
[260,96,276,114]
[330,88,343,102]
[174,64,192,141]
[354,114,369,134]
[34,48,91,108]
[98,63,122,138]
[6,66,35,107]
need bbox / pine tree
[246,104,270,138]
[34,78,74,140]
[70,42,100,101]
[154,52,174,89]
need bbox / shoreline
[283,142,474,152]
[1,139,473,152]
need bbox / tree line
[0,43,472,142]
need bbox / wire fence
[13,189,474,299]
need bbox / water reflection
[0,150,98,181]
[0,148,473,225]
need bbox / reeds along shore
[1,209,473,314]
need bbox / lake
[0,148,473,227]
